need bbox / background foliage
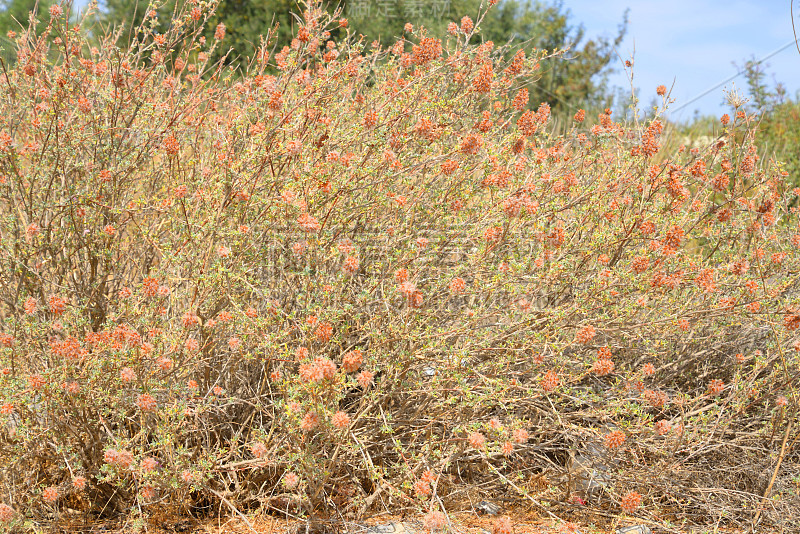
[72,0,626,115]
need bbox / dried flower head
[620,490,642,513]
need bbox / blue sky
[563,0,800,119]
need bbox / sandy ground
[49,507,755,534]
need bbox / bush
[754,98,800,188]
[0,1,797,530]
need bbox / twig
[793,1,800,57]
[751,411,795,531]
[0,57,14,99]
[483,459,581,533]
[208,488,258,534]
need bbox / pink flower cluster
[298,357,336,383]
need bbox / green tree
[97,0,151,32]
[735,55,779,114]
[0,0,54,64]
[96,0,627,115]
[732,57,800,185]
[0,0,51,35]
[752,96,800,186]
[480,1,628,114]
[97,0,297,64]
[204,0,298,65]
[338,0,628,114]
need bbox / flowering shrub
[0,0,797,530]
